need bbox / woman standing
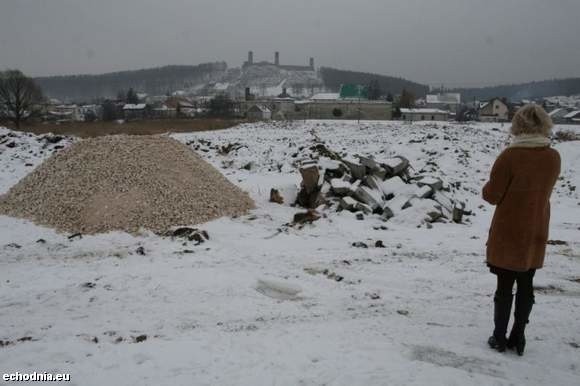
[483,104,561,356]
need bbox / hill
[319,67,429,98]
[35,62,227,102]
[452,78,580,101]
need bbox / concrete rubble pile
[274,144,467,226]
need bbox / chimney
[275,51,280,66]
[245,87,251,101]
[309,57,314,69]
[248,51,253,65]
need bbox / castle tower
[309,57,314,69]
[248,51,253,65]
[275,51,280,66]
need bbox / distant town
[2,51,580,128]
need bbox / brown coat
[483,146,561,271]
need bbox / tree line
[452,78,580,101]
[34,62,227,102]
[319,67,429,99]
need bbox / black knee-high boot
[507,292,534,356]
[488,293,513,352]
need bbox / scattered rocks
[42,135,64,144]
[352,242,368,249]
[304,267,344,282]
[133,334,147,343]
[218,142,245,155]
[397,309,410,316]
[375,240,385,248]
[293,209,321,224]
[76,334,99,344]
[547,240,568,246]
[4,243,21,249]
[167,227,210,245]
[366,292,381,300]
[534,285,565,294]
[135,246,146,256]
[269,188,284,204]
[0,336,37,348]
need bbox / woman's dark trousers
[492,268,535,354]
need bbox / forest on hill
[452,78,580,101]
[319,67,429,98]
[35,62,227,102]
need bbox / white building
[548,108,571,124]
[247,104,272,120]
[400,108,449,122]
[425,93,461,112]
[564,110,580,123]
[48,104,83,122]
[479,98,509,122]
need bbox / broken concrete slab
[342,156,366,180]
[386,194,416,214]
[363,175,382,191]
[354,185,384,211]
[416,185,433,199]
[416,176,444,191]
[392,198,443,226]
[354,202,372,214]
[378,176,415,198]
[432,190,454,213]
[382,156,410,176]
[357,155,381,171]
[330,178,353,196]
[372,167,389,180]
[339,196,358,211]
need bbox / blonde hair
[511,104,553,136]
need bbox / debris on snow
[291,144,467,226]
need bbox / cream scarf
[509,134,551,148]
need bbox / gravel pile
[0,135,254,234]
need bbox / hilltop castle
[243,51,315,71]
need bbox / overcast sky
[1,0,579,87]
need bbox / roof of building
[311,93,340,101]
[123,103,147,110]
[400,108,449,114]
[564,110,580,119]
[248,104,271,113]
[426,93,461,104]
[548,108,565,117]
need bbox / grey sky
[1,0,579,87]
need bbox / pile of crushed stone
[0,135,254,234]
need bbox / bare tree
[0,70,44,129]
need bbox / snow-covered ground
[1,121,579,386]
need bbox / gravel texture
[0,135,255,234]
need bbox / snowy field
[1,121,579,385]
